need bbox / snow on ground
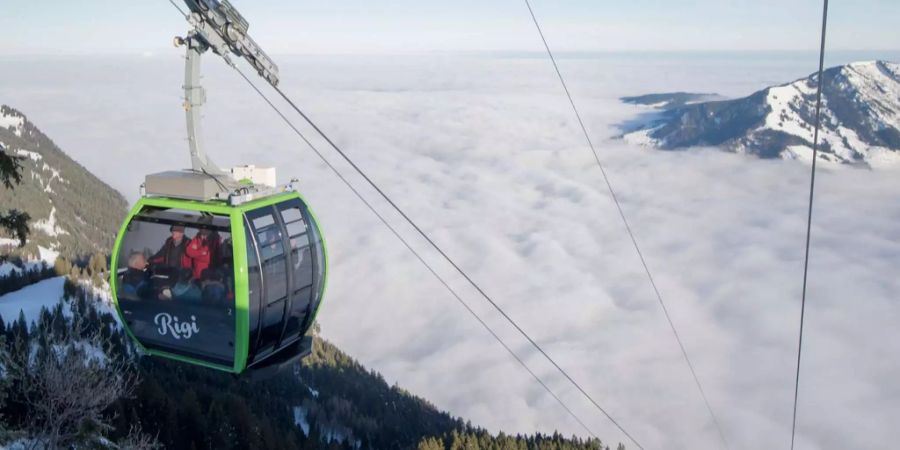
[13,149,40,162]
[0,237,52,278]
[0,277,65,325]
[9,149,66,194]
[0,263,23,278]
[33,207,67,238]
[37,246,59,266]
[0,261,45,278]
[293,404,360,448]
[0,438,40,450]
[781,145,843,166]
[760,61,900,163]
[0,112,24,137]
[764,82,814,141]
[841,61,900,125]
[761,80,859,163]
[321,427,359,449]
[293,406,311,436]
[41,164,65,192]
[76,279,119,320]
[622,127,661,147]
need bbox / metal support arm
[147,0,285,204]
[182,35,228,176]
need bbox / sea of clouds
[1,51,898,450]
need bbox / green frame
[110,191,329,374]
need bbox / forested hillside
[0,278,618,450]
[0,105,127,261]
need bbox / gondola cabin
[110,191,327,374]
[112,0,329,375]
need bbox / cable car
[111,191,326,374]
[110,0,326,375]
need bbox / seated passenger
[200,268,227,305]
[150,265,180,301]
[120,252,150,299]
[172,267,202,304]
[186,227,221,280]
[149,225,191,269]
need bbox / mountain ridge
[0,105,128,263]
[621,60,900,167]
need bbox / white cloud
[1,52,899,450]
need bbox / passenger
[149,225,191,269]
[151,265,180,301]
[200,268,227,305]
[120,252,150,299]
[158,286,173,301]
[172,267,202,304]
[185,226,221,280]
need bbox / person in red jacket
[185,227,221,280]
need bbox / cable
[266,83,646,448]
[521,1,729,448]
[165,2,643,446]
[167,0,188,18]
[192,168,231,193]
[792,1,829,449]
[229,65,601,441]
[167,0,233,198]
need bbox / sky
[1,0,899,55]
[2,2,900,449]
[2,50,899,450]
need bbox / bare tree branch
[1,310,140,449]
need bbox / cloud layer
[2,52,898,450]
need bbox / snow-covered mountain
[622,61,900,167]
[0,105,127,263]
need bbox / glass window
[245,206,288,358]
[285,219,308,238]
[244,219,263,356]
[307,205,326,314]
[252,214,275,229]
[278,200,315,340]
[242,197,325,365]
[281,207,303,223]
[115,207,235,366]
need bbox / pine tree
[0,144,30,246]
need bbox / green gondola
[111,0,327,375]
[110,192,327,374]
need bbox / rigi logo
[154,312,200,340]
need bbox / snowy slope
[0,108,25,137]
[622,61,900,167]
[0,105,128,262]
[0,275,117,327]
[0,276,65,325]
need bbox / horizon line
[1,48,899,58]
